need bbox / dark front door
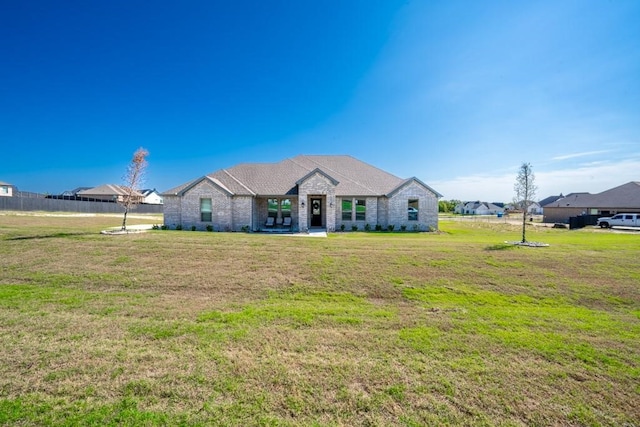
[310,198,322,227]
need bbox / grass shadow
[7,232,95,241]
[484,243,517,251]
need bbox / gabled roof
[545,182,640,209]
[296,168,340,186]
[77,184,144,197]
[539,194,564,207]
[163,155,441,198]
[387,177,443,198]
[140,188,160,196]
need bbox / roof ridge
[300,155,380,194]
[221,169,256,195]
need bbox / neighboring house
[527,202,542,215]
[162,155,442,232]
[60,187,92,197]
[77,184,144,203]
[455,201,505,215]
[0,181,15,197]
[537,194,563,215]
[542,182,640,223]
[140,188,163,205]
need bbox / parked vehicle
[596,213,640,228]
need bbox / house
[527,202,542,215]
[537,194,563,215]
[60,187,92,197]
[77,184,144,203]
[0,181,15,197]
[140,189,163,205]
[162,155,442,232]
[454,201,505,215]
[542,182,640,223]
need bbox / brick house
[162,155,442,232]
[542,181,640,223]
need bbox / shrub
[400,225,407,232]
[375,224,382,231]
[240,225,249,232]
[412,224,420,232]
[387,224,395,232]
[351,225,358,232]
[160,225,168,230]
[175,224,183,230]
[206,225,214,232]
[191,225,197,231]
[364,223,371,231]
[340,224,345,232]
[151,224,160,230]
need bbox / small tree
[120,147,149,231]
[513,162,537,243]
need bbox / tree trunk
[121,208,128,231]
[521,209,526,243]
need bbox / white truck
[596,213,640,228]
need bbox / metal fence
[0,196,163,214]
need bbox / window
[268,198,278,218]
[408,199,419,221]
[200,198,212,222]
[355,199,366,221]
[0,186,8,194]
[281,199,292,217]
[342,199,353,221]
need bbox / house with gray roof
[542,182,640,223]
[77,184,144,203]
[0,181,15,197]
[454,201,505,215]
[162,155,442,232]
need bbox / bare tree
[120,147,149,231]
[514,162,537,243]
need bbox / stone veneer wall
[297,173,336,232]
[387,181,439,231]
[336,196,379,230]
[164,180,233,231]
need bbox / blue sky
[2,0,639,202]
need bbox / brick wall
[388,181,439,231]
[298,173,337,232]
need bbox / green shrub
[160,225,168,230]
[364,223,371,231]
[400,225,407,232]
[387,224,395,232]
[412,224,420,232]
[241,225,250,232]
[206,225,214,232]
[340,224,345,231]
[351,225,358,232]
[375,224,382,231]
[191,225,197,231]
[175,224,183,231]
[151,224,160,230]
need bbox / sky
[2,0,639,202]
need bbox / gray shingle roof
[545,182,640,209]
[162,155,440,197]
[78,184,144,197]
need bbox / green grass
[0,214,639,425]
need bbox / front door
[310,198,322,227]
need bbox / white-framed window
[200,198,212,222]
[0,186,8,195]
